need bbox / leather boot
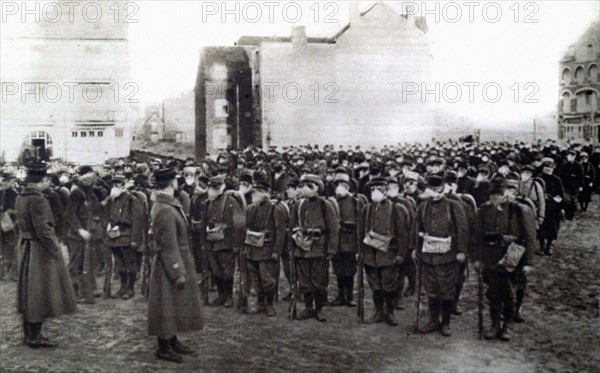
[499,306,513,341]
[265,292,276,317]
[452,282,463,315]
[315,293,327,322]
[395,284,404,310]
[27,323,56,348]
[513,290,525,323]
[420,299,441,333]
[23,322,33,346]
[384,292,398,326]
[366,290,385,324]
[345,277,356,307]
[483,308,502,340]
[209,278,225,306]
[298,293,315,320]
[329,277,346,306]
[441,300,453,337]
[122,272,136,300]
[113,272,128,298]
[156,337,183,363]
[223,279,234,308]
[170,336,193,355]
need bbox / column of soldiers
[2,139,598,361]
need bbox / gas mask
[110,186,123,198]
[371,189,385,203]
[239,183,252,195]
[207,185,225,201]
[389,169,399,177]
[386,185,399,198]
[335,184,349,198]
[251,190,269,203]
[504,188,518,202]
[59,175,69,185]
[185,177,195,186]
[300,183,318,198]
[520,172,532,182]
[543,166,554,175]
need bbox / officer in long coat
[578,152,595,211]
[16,161,76,348]
[361,177,409,326]
[538,158,565,255]
[411,175,468,337]
[148,167,202,363]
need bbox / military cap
[239,172,253,185]
[505,172,520,189]
[476,165,489,174]
[208,175,225,186]
[581,152,589,158]
[490,176,507,195]
[253,171,270,191]
[111,175,125,184]
[78,165,94,176]
[401,157,414,166]
[404,171,419,182]
[521,164,535,172]
[154,167,177,183]
[457,161,468,170]
[387,176,400,185]
[370,176,388,187]
[426,175,444,188]
[273,162,284,173]
[333,173,350,184]
[26,160,48,177]
[299,174,321,186]
[183,166,197,174]
[541,157,554,166]
[288,178,300,188]
[444,171,458,184]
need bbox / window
[575,66,585,85]
[72,131,78,138]
[80,131,87,138]
[215,99,228,118]
[89,131,95,137]
[115,129,123,137]
[97,131,103,137]
[562,68,571,85]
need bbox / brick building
[1,0,133,164]
[558,21,599,142]
[195,1,433,158]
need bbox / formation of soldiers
[1,138,598,363]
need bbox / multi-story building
[558,21,599,142]
[195,1,433,158]
[1,0,133,164]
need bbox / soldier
[103,175,145,299]
[148,167,202,363]
[204,175,246,308]
[411,175,468,337]
[16,161,76,348]
[578,152,595,212]
[518,165,546,228]
[1,171,18,280]
[291,174,339,321]
[244,173,287,316]
[281,178,300,301]
[271,162,290,201]
[66,166,101,303]
[538,158,565,256]
[474,177,535,341]
[559,149,583,220]
[189,174,209,275]
[361,177,409,326]
[329,171,365,307]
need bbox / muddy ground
[1,197,598,372]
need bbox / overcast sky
[2,0,599,125]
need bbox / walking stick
[478,263,484,340]
[103,249,112,299]
[356,200,364,323]
[415,254,422,332]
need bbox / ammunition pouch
[190,219,203,233]
[340,221,357,233]
[421,235,452,254]
[206,224,226,242]
[497,242,526,272]
[245,230,267,248]
[363,230,393,253]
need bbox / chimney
[349,1,361,25]
[291,26,307,49]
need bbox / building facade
[195,1,433,158]
[558,22,599,142]
[1,0,133,164]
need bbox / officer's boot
[345,277,356,307]
[30,323,56,348]
[209,278,225,307]
[544,240,553,256]
[329,276,346,306]
[366,290,385,324]
[499,306,513,341]
[250,293,266,314]
[513,289,525,323]
[113,272,128,298]
[483,308,502,340]
[156,337,183,363]
[122,272,136,300]
[441,300,453,337]
[315,293,327,322]
[452,282,463,315]
[384,292,398,326]
[23,322,33,346]
[537,239,545,255]
[223,279,234,308]
[395,284,404,310]
[298,293,315,320]
[170,335,193,355]
[420,299,441,333]
[265,291,276,317]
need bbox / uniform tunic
[332,195,364,277]
[538,173,564,241]
[16,186,76,323]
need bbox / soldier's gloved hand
[411,250,420,264]
[271,252,279,261]
[522,266,534,275]
[474,261,482,273]
[394,256,404,265]
[537,217,544,225]
[456,253,466,263]
[175,276,186,290]
[78,229,91,241]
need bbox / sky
[2,0,599,126]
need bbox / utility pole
[533,116,537,142]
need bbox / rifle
[288,224,298,321]
[237,247,248,313]
[477,262,484,340]
[356,200,364,323]
[141,220,151,299]
[415,253,422,332]
[103,247,112,299]
[200,245,210,306]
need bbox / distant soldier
[329,171,365,307]
[1,172,18,280]
[361,177,409,326]
[16,161,76,348]
[244,173,287,316]
[148,167,202,363]
[538,158,565,256]
[104,175,145,299]
[518,165,546,228]
[558,149,583,220]
[412,175,468,337]
[474,177,535,341]
[204,175,246,308]
[281,178,300,301]
[291,174,339,321]
[578,152,595,212]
